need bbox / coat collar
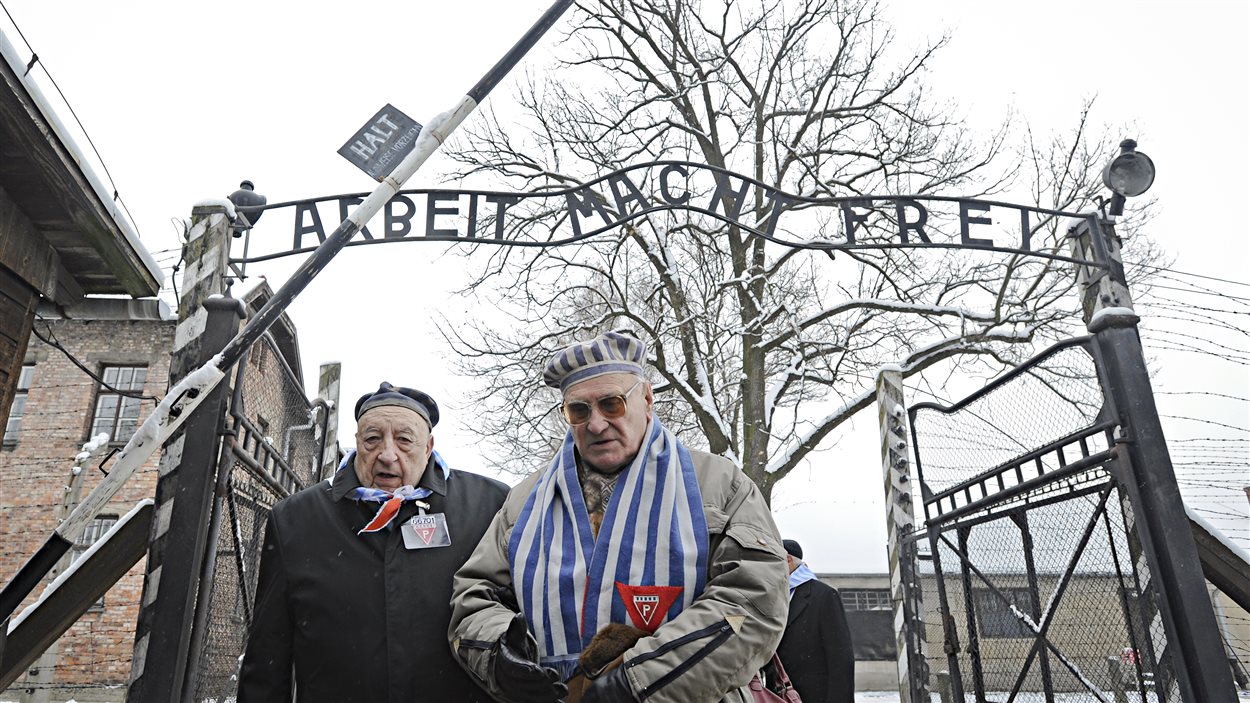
[330,453,449,501]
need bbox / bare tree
[440,0,1157,503]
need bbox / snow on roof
[1188,503,1250,568]
[0,25,163,289]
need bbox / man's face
[354,406,434,491]
[566,373,652,474]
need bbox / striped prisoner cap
[543,330,646,391]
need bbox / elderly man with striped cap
[450,331,789,703]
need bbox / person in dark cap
[239,383,508,703]
[449,331,788,703]
[776,538,855,703]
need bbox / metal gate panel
[910,337,1174,702]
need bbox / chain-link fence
[908,338,1175,702]
[188,334,328,702]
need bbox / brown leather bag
[749,652,803,703]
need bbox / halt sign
[338,104,423,181]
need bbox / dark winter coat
[776,578,855,703]
[237,457,509,703]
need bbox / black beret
[782,539,803,559]
[354,382,439,427]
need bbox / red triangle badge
[412,515,438,545]
[615,583,683,633]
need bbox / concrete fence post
[317,361,341,480]
[877,367,929,703]
[127,205,240,701]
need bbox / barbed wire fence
[1132,265,1250,684]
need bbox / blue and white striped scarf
[334,450,451,533]
[788,562,817,595]
[508,418,708,679]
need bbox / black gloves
[581,666,637,703]
[492,613,568,703]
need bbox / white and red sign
[615,583,683,633]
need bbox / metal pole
[928,529,965,703]
[179,358,247,702]
[1072,212,1237,701]
[955,527,987,703]
[0,0,574,625]
[1012,512,1054,702]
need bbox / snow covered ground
[854,692,1250,702]
[2,685,1250,695]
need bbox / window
[73,515,119,609]
[90,366,148,444]
[3,364,34,445]
[842,588,893,611]
[974,587,1037,639]
[250,343,263,370]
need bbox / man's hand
[581,666,636,703]
[492,613,568,703]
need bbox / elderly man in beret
[239,383,508,703]
[450,331,789,703]
[776,539,855,703]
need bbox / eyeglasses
[560,379,644,425]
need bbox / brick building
[0,283,326,702]
[0,300,173,701]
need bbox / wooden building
[0,22,163,439]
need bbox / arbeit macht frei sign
[228,161,1095,270]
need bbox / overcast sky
[3,0,1246,572]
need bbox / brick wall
[0,316,172,698]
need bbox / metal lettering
[659,164,690,205]
[293,202,327,249]
[959,201,994,247]
[895,199,931,244]
[237,163,1099,272]
[425,192,461,238]
[707,173,752,222]
[607,173,651,217]
[385,195,417,238]
[484,195,520,239]
[565,188,615,237]
[764,192,795,236]
[841,200,871,245]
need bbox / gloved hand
[492,612,568,703]
[581,666,636,703]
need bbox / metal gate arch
[0,104,1234,701]
[0,1,1218,697]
